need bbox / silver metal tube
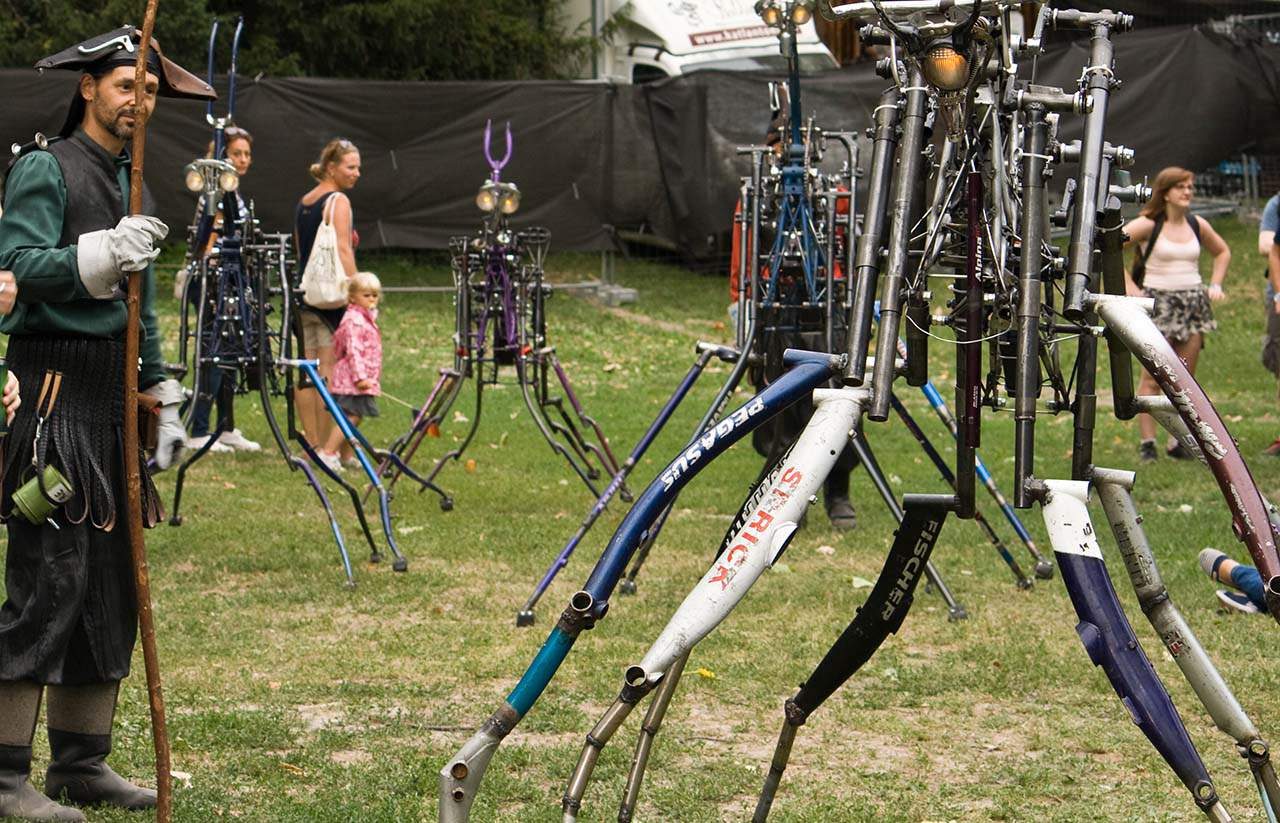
[562,687,647,821]
[616,653,690,823]
[869,67,928,420]
[1064,22,1117,318]
[1094,469,1280,820]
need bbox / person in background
[294,138,360,449]
[1123,167,1231,462]
[1200,548,1267,614]
[1258,191,1280,455]
[185,125,260,454]
[316,272,382,473]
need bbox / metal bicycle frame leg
[754,493,953,821]
[1092,467,1280,822]
[516,342,739,626]
[288,359,407,572]
[850,428,966,621]
[1035,479,1230,821]
[1093,293,1280,623]
[367,367,463,510]
[561,387,868,821]
[618,322,758,595]
[438,350,841,823]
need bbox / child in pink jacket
[318,271,382,471]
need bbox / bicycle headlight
[218,168,240,193]
[755,0,782,27]
[183,164,205,193]
[790,0,813,26]
[476,182,499,212]
[922,43,969,92]
[498,184,521,215]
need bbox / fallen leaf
[279,762,305,776]
[453,411,469,423]
[815,545,836,556]
[464,459,477,472]
[695,667,716,680]
[397,525,424,535]
[603,363,621,372]
[851,576,874,589]
[223,482,236,490]
[1178,504,1193,513]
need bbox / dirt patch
[297,702,345,732]
[329,749,373,766]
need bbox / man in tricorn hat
[0,27,213,821]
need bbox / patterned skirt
[1142,285,1217,343]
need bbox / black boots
[0,680,84,822]
[0,745,85,822]
[44,730,156,811]
[43,682,156,812]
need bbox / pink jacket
[330,304,381,396]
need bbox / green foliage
[0,0,597,80]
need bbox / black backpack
[1132,213,1201,288]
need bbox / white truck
[563,0,839,83]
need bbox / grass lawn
[9,215,1280,822]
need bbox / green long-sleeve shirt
[0,140,165,388]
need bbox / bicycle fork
[1033,479,1231,821]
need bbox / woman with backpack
[1124,166,1232,462]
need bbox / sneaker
[317,450,344,473]
[1216,589,1261,614]
[1166,442,1194,460]
[1199,548,1228,582]
[218,428,261,452]
[825,497,857,531]
[186,434,231,454]
[1138,440,1158,463]
[342,456,362,469]
[1263,437,1280,457]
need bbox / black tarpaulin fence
[4,23,1280,261]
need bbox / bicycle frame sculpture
[753,0,1277,819]
[380,122,623,512]
[171,16,292,518]
[439,1,1280,820]
[167,19,435,586]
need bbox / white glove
[147,378,186,471]
[76,215,169,299]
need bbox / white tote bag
[300,193,349,309]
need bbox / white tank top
[1141,227,1202,291]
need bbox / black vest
[44,131,156,246]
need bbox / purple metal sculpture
[380,121,624,509]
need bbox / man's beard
[92,102,135,141]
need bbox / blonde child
[317,272,381,471]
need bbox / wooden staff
[126,2,173,820]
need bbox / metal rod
[845,87,901,385]
[1013,104,1047,508]
[869,69,927,417]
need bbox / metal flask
[13,464,73,524]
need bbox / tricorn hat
[37,26,216,136]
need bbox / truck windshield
[687,53,837,74]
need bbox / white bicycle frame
[561,385,871,821]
